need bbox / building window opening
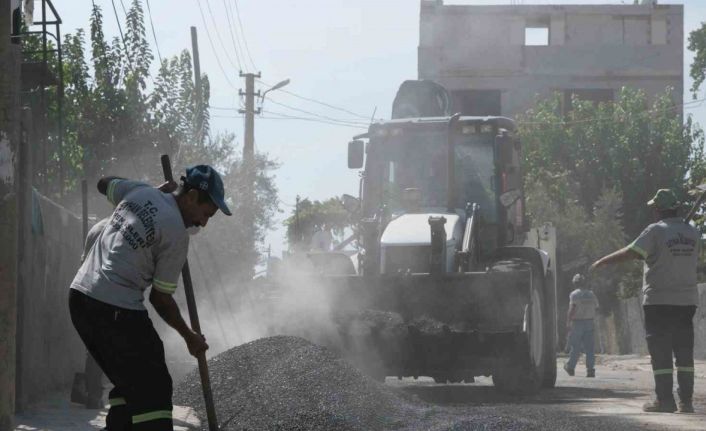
[562,89,614,115]
[525,26,549,46]
[451,90,502,116]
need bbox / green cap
[647,189,679,210]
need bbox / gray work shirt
[569,288,599,320]
[81,218,110,263]
[70,180,188,310]
[628,217,700,306]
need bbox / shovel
[161,154,220,431]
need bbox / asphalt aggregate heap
[174,335,541,431]
[174,336,400,430]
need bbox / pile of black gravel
[174,336,403,430]
[174,335,542,431]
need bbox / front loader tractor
[300,82,558,393]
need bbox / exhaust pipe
[447,113,461,212]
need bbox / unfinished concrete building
[418,0,683,119]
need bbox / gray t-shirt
[569,288,599,320]
[628,217,700,306]
[81,218,110,263]
[70,180,189,310]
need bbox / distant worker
[591,189,699,414]
[311,223,333,251]
[563,273,599,378]
[69,165,231,430]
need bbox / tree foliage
[519,88,705,239]
[283,196,354,249]
[519,88,705,301]
[689,22,706,97]
[21,0,279,279]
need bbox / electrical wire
[204,0,242,71]
[194,0,238,89]
[119,0,128,16]
[110,0,134,71]
[212,112,368,129]
[232,0,258,71]
[222,0,246,72]
[266,98,369,125]
[215,96,704,129]
[145,0,163,64]
[212,100,368,125]
[256,79,370,120]
[517,96,706,126]
[211,106,367,129]
[262,110,368,129]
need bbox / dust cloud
[153,242,366,382]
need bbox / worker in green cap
[590,188,700,413]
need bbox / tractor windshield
[378,129,497,220]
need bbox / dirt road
[14,355,706,430]
[386,355,706,430]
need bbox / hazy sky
[55,0,706,256]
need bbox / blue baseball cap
[183,165,232,216]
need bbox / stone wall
[596,285,706,359]
[14,191,85,410]
[0,1,21,426]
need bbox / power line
[194,0,238,89]
[266,98,369,125]
[145,0,163,64]
[262,109,368,129]
[204,0,242,71]
[232,0,258,71]
[222,0,246,72]
[212,112,367,129]
[210,105,242,111]
[119,0,128,16]
[518,96,706,127]
[110,0,134,71]
[257,79,370,120]
[212,100,368,125]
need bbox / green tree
[21,1,280,280]
[519,87,705,308]
[688,22,706,96]
[283,196,354,250]
[519,87,705,239]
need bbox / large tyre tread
[490,259,547,395]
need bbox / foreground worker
[72,217,110,409]
[591,189,699,413]
[563,273,599,378]
[69,165,231,430]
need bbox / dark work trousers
[85,350,104,406]
[643,305,697,404]
[69,289,174,430]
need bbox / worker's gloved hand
[185,331,209,357]
[157,180,178,193]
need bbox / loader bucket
[320,270,533,379]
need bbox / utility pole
[190,26,203,146]
[295,195,301,246]
[238,72,261,163]
[238,72,261,262]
